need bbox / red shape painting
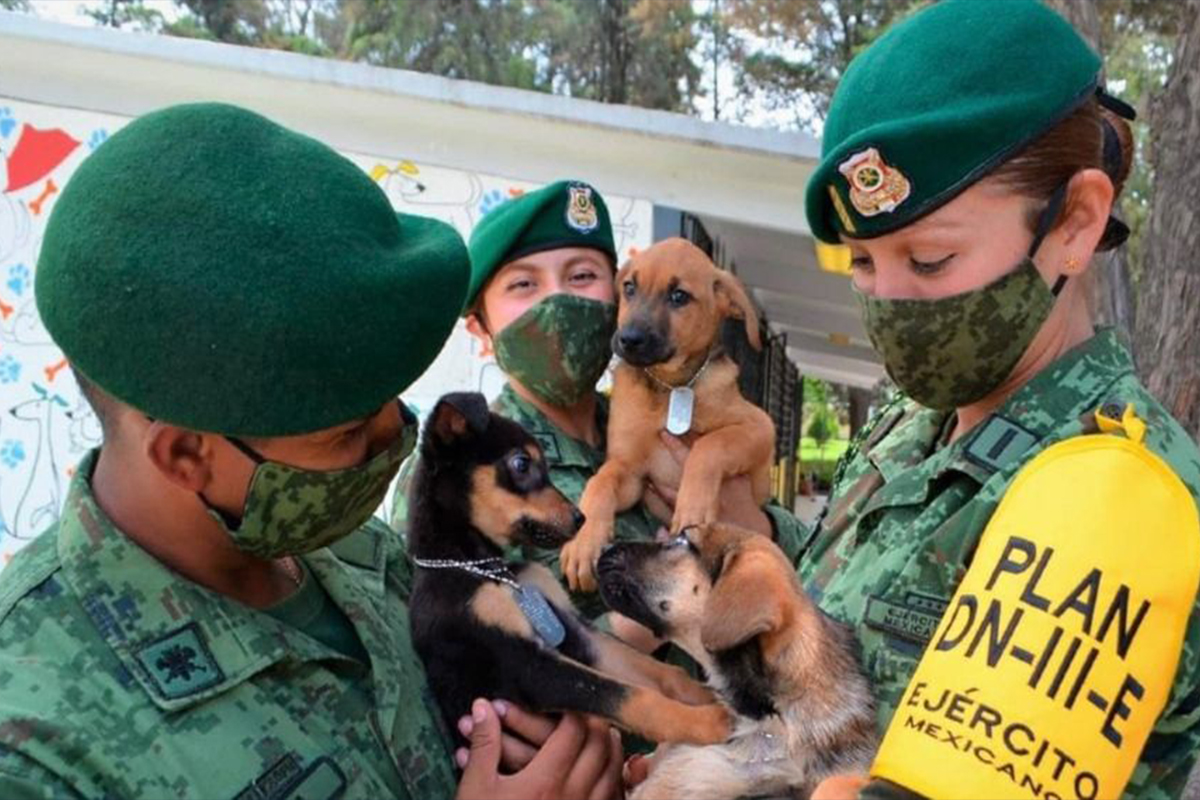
[4,125,80,194]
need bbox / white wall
[0,96,652,564]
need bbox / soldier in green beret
[786,2,1200,799]
[390,180,809,648]
[0,103,622,799]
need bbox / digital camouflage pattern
[797,329,1200,799]
[492,294,618,409]
[858,258,1057,412]
[215,415,416,559]
[0,451,457,799]
[391,384,811,620]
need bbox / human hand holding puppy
[455,699,624,800]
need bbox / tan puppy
[560,237,776,591]
[597,523,877,799]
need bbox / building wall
[0,96,653,565]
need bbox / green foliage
[717,0,927,131]
[0,0,30,11]
[806,405,837,451]
[86,0,165,30]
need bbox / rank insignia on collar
[838,147,911,218]
[565,183,600,233]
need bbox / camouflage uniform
[797,329,1200,799]
[392,384,810,620]
[0,451,458,800]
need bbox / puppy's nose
[570,507,586,531]
[618,327,647,353]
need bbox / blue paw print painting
[0,440,25,469]
[479,189,508,217]
[6,264,29,297]
[0,356,20,385]
[0,108,14,140]
[87,129,108,151]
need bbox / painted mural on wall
[0,97,653,566]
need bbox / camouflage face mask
[857,257,1059,412]
[203,404,415,559]
[492,293,617,407]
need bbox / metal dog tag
[516,585,566,649]
[665,387,694,435]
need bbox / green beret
[805,0,1102,244]
[466,180,616,310]
[36,102,469,437]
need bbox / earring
[1065,255,1080,272]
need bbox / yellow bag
[870,405,1200,800]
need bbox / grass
[798,436,849,464]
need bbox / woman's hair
[989,98,1135,250]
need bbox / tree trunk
[1043,0,1137,345]
[1134,0,1200,442]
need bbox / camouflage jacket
[797,329,1200,799]
[391,384,809,619]
[0,452,457,800]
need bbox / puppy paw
[684,704,733,745]
[560,529,608,593]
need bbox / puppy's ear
[713,274,761,351]
[428,392,490,445]
[700,550,785,652]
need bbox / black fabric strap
[1028,182,1069,258]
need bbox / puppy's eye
[658,600,671,612]
[667,288,690,308]
[509,453,531,475]
[622,280,636,298]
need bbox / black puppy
[407,392,731,747]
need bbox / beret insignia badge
[565,183,600,233]
[837,147,911,218]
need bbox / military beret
[805,0,1102,244]
[36,102,469,437]
[466,180,616,310]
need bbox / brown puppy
[561,237,776,591]
[597,523,877,799]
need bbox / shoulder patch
[133,622,224,700]
[963,415,1040,474]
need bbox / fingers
[494,700,557,745]
[623,753,650,789]
[562,715,614,799]
[589,728,624,800]
[643,482,677,515]
[457,699,502,784]
[658,431,691,465]
[529,709,588,770]
[811,774,870,800]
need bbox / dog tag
[665,387,694,435]
[516,585,566,649]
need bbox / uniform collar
[493,383,606,469]
[58,452,394,715]
[867,328,1136,492]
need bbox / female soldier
[795,2,1200,798]
[393,180,808,626]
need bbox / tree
[86,0,164,31]
[1133,0,1200,441]
[717,0,923,131]
[807,405,837,460]
[0,0,30,11]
